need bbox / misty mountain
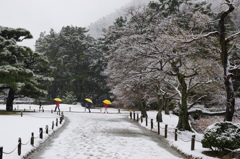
[87,0,240,39]
[87,0,156,38]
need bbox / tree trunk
[6,88,15,111]
[156,95,163,122]
[164,98,170,115]
[219,1,235,121]
[176,74,192,131]
[140,98,148,118]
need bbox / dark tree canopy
[35,26,109,104]
[0,26,52,111]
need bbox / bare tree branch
[188,95,207,109]
[226,31,240,42]
[188,108,225,116]
[182,31,219,43]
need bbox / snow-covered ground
[0,103,218,159]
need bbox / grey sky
[0,0,132,49]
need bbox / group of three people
[87,102,109,113]
[54,100,109,113]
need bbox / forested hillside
[88,0,240,38]
[87,0,156,38]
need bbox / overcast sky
[0,0,132,50]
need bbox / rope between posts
[177,132,192,142]
[21,140,30,145]
[38,140,44,144]
[3,146,18,154]
[160,125,165,129]
[195,137,202,142]
[167,130,175,135]
[1,115,63,157]
[23,114,58,118]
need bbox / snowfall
[0,103,220,159]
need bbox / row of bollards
[0,114,64,158]
[129,111,196,151]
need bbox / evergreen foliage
[201,122,240,151]
[62,91,77,104]
[35,26,109,104]
[0,26,52,111]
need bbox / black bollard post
[60,116,62,124]
[133,112,136,121]
[146,117,148,127]
[118,108,120,113]
[46,125,48,134]
[151,119,153,130]
[175,129,178,141]
[0,147,3,159]
[18,138,21,156]
[137,114,139,122]
[39,128,43,139]
[130,112,132,119]
[56,118,58,127]
[191,135,196,150]
[141,116,143,123]
[61,112,64,120]
[21,111,23,117]
[158,122,160,135]
[31,132,34,146]
[165,124,168,138]
[52,121,54,130]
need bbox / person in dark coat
[87,102,92,113]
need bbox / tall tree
[36,26,108,103]
[0,26,52,111]
[218,0,238,121]
[185,0,240,121]
[104,0,222,131]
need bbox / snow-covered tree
[0,26,52,111]
[184,0,240,121]
[36,26,109,104]
[62,91,77,104]
[103,0,224,131]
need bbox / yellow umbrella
[85,98,93,103]
[54,98,62,102]
[103,100,112,105]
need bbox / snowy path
[27,112,185,159]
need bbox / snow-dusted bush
[62,91,77,104]
[201,122,240,151]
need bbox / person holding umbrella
[104,103,108,113]
[103,100,112,113]
[85,98,93,113]
[54,98,62,112]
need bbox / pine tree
[0,26,52,111]
[36,26,109,103]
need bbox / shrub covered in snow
[62,91,77,104]
[201,122,240,151]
